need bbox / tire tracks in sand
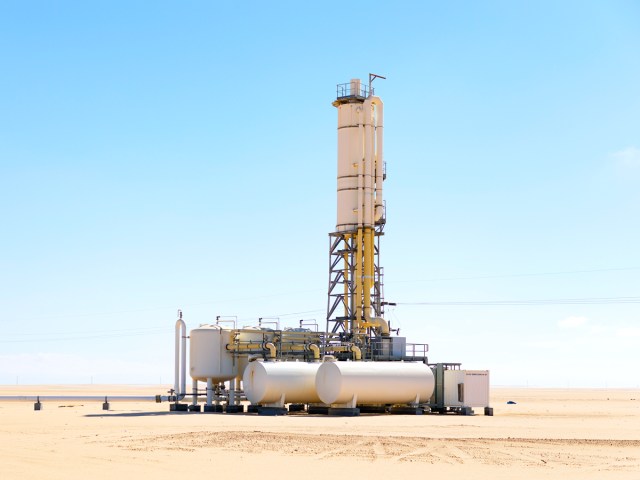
[110,432,640,472]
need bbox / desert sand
[1,385,639,480]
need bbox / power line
[7,267,638,323]
[0,328,173,343]
[9,289,325,322]
[1,325,172,343]
[6,326,171,337]
[270,309,325,318]
[388,266,640,284]
[397,296,640,306]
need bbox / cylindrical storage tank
[189,325,238,382]
[336,102,364,232]
[243,361,322,405]
[316,361,434,405]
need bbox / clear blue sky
[1,1,639,387]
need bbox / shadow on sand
[84,411,181,418]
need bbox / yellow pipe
[363,228,374,325]
[226,343,264,351]
[264,342,277,359]
[355,227,364,331]
[350,345,362,361]
[278,344,305,352]
[226,342,278,358]
[343,234,350,331]
[361,317,390,336]
[326,345,349,353]
[308,344,320,361]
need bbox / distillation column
[326,77,387,338]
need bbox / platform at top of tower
[332,82,370,107]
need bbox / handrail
[336,82,369,99]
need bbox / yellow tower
[326,75,389,339]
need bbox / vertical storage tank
[335,80,384,232]
[189,325,238,382]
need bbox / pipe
[308,344,320,361]
[226,342,265,351]
[174,313,187,399]
[370,317,390,336]
[325,344,361,359]
[363,96,383,326]
[371,97,384,222]
[191,378,198,406]
[343,239,350,329]
[363,99,375,228]
[264,342,277,359]
[206,378,213,406]
[0,395,170,403]
[361,317,390,336]
[363,227,374,324]
[229,377,237,406]
[355,227,363,329]
[355,104,365,330]
[356,107,364,229]
[350,344,362,361]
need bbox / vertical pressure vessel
[189,325,238,382]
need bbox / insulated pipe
[363,96,384,226]
[264,342,277,359]
[371,97,384,222]
[363,227,373,323]
[367,317,390,336]
[174,315,187,399]
[355,226,364,328]
[356,113,364,228]
[350,344,362,361]
[363,103,374,322]
[363,97,382,326]
[363,122,373,227]
[325,344,360,358]
[226,343,266,351]
[355,108,365,328]
[308,344,320,361]
[343,240,350,329]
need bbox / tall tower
[326,76,388,339]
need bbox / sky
[1,1,639,387]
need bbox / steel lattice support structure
[326,227,385,335]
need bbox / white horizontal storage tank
[243,361,322,405]
[316,361,434,405]
[189,325,238,382]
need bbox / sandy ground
[1,385,639,480]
